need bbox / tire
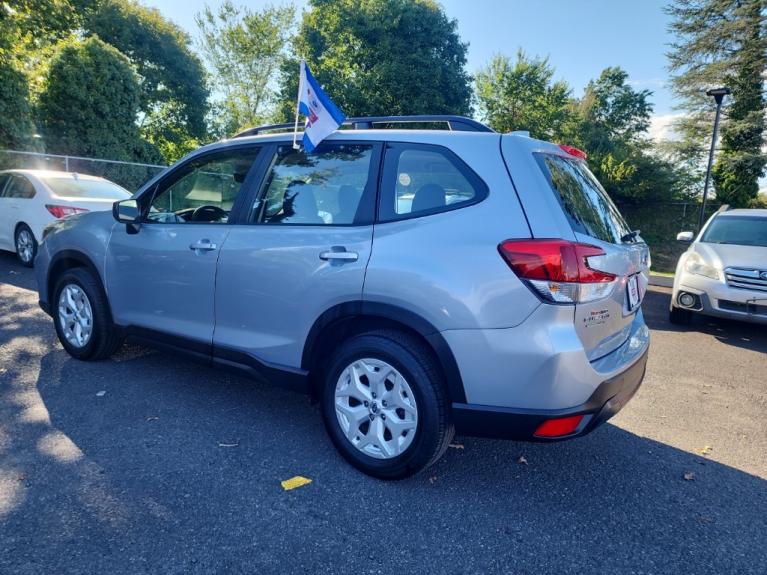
[53,268,123,360]
[320,330,454,479]
[669,305,692,325]
[14,224,37,267]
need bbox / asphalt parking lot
[1,252,766,574]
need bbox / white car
[671,208,767,325]
[0,169,131,266]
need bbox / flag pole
[292,60,304,150]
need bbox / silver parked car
[35,115,650,479]
[671,208,767,325]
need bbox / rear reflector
[534,415,584,438]
[498,239,617,304]
[46,204,89,219]
[558,144,588,160]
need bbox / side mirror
[113,199,141,234]
[676,231,694,242]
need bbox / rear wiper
[621,229,641,243]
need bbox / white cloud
[628,78,667,89]
[648,113,684,142]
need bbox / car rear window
[701,215,767,247]
[42,176,131,200]
[535,153,631,244]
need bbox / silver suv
[35,115,650,479]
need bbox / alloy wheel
[57,284,93,348]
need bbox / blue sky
[146,0,676,124]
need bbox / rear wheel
[53,268,123,360]
[14,224,37,267]
[669,305,692,325]
[320,330,453,479]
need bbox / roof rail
[232,115,494,138]
[717,204,730,213]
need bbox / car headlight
[684,253,720,280]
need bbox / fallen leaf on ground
[281,476,312,491]
[699,445,712,456]
[217,441,239,448]
[429,476,437,484]
[517,456,528,465]
[16,474,25,482]
[697,516,714,524]
[449,443,464,450]
[145,416,159,421]
[683,472,695,481]
[95,391,106,397]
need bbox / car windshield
[701,215,767,247]
[41,176,131,200]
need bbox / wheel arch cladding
[301,301,466,404]
[48,251,110,317]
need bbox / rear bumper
[452,347,647,441]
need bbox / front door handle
[189,239,217,252]
[320,248,358,263]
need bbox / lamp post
[699,87,731,230]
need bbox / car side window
[252,143,377,226]
[0,174,10,196]
[4,175,36,199]
[379,143,487,221]
[145,147,261,224]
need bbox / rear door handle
[320,248,358,262]
[189,239,217,252]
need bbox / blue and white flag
[294,60,345,152]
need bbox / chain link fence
[0,150,167,193]
[617,201,723,273]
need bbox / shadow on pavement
[0,252,38,292]
[0,345,763,574]
[643,286,767,354]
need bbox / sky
[145,0,678,137]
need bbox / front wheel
[53,268,123,360]
[15,224,37,267]
[320,330,454,479]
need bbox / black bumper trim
[451,348,648,441]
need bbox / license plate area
[626,274,640,310]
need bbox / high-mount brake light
[558,144,588,160]
[45,205,89,219]
[498,239,617,304]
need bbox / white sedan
[0,169,131,266]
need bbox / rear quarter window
[535,153,630,244]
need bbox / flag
[294,60,345,152]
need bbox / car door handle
[189,239,217,252]
[320,249,358,262]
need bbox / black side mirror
[113,199,141,233]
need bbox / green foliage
[276,0,472,122]
[37,36,160,162]
[475,51,573,140]
[666,0,767,207]
[0,60,36,148]
[86,0,210,155]
[195,0,294,137]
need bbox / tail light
[498,239,617,304]
[46,205,89,219]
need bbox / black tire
[669,305,693,325]
[14,224,37,267]
[53,268,123,360]
[320,330,454,480]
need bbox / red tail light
[46,204,89,219]
[534,415,584,438]
[498,239,616,304]
[558,144,588,160]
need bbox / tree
[0,61,36,149]
[86,0,210,159]
[667,0,767,207]
[475,51,574,140]
[276,0,472,122]
[37,36,158,162]
[195,1,294,137]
